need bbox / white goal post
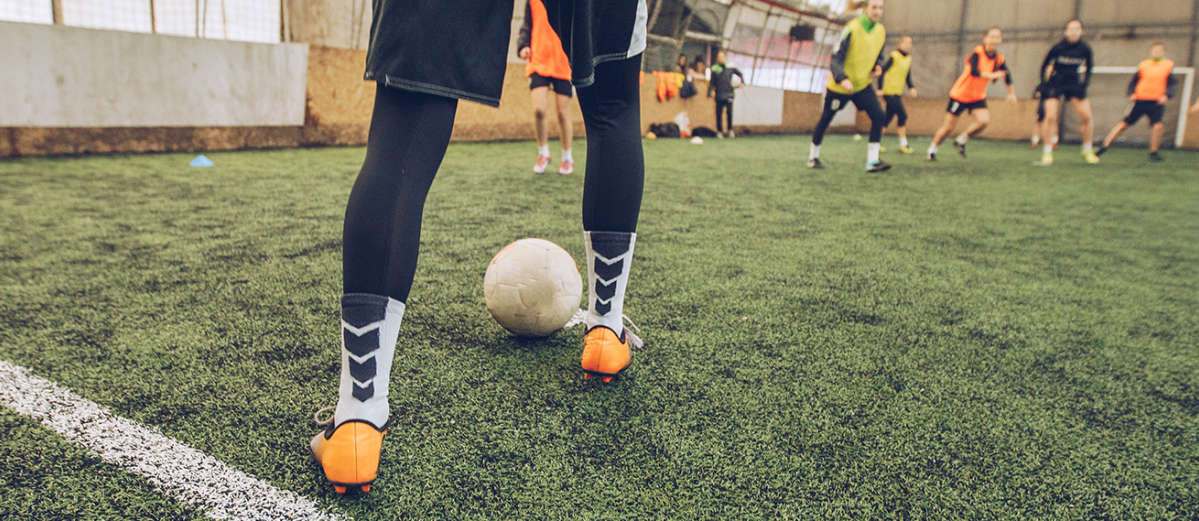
[1091,66,1194,149]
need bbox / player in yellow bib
[877,35,917,154]
[807,0,891,173]
[1096,42,1177,161]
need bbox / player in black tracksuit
[1037,20,1099,164]
[707,50,745,138]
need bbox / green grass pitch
[1,136,1197,519]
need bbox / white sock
[928,143,938,154]
[867,143,880,164]
[1031,136,1040,145]
[538,144,550,157]
[809,143,821,161]
[561,148,572,162]
[956,134,969,145]
[1051,135,1059,145]
[1082,143,1093,152]
[1044,143,1054,154]
[899,137,908,148]
[584,231,635,333]
[335,294,405,429]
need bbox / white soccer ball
[730,75,742,88]
[483,238,583,337]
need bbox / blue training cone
[190,155,214,167]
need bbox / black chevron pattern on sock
[594,258,624,281]
[594,279,617,301]
[341,294,390,328]
[589,231,632,259]
[349,355,376,383]
[344,328,379,358]
[352,381,375,402]
[595,300,612,315]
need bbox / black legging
[343,56,644,302]
[811,87,886,145]
[715,99,733,133]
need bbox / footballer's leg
[809,92,845,168]
[857,88,890,172]
[953,106,989,158]
[314,0,512,492]
[1074,97,1100,163]
[315,85,457,493]
[531,84,553,173]
[928,109,961,161]
[554,87,575,174]
[1040,97,1061,165]
[577,55,645,382]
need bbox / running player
[1096,42,1177,161]
[808,0,891,172]
[927,27,1016,161]
[1038,19,1099,165]
[878,35,917,154]
[311,0,650,494]
[518,0,575,175]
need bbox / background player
[312,0,649,494]
[808,0,890,172]
[1038,19,1099,165]
[707,51,745,138]
[1096,42,1176,161]
[927,27,1016,161]
[877,35,917,154]
[518,0,575,175]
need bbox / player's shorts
[947,98,987,115]
[1124,99,1165,125]
[1044,82,1087,101]
[530,73,574,97]
[365,0,647,107]
[883,94,907,126]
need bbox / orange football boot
[310,417,387,494]
[580,324,643,383]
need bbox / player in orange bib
[927,27,1016,161]
[518,0,575,175]
[1096,42,1177,162]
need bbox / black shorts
[1044,82,1088,101]
[1124,100,1165,126]
[947,98,987,116]
[883,94,907,126]
[530,73,574,97]
[365,0,647,107]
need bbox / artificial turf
[1,136,1197,519]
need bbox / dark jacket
[707,63,744,101]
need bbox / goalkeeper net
[1058,66,1194,149]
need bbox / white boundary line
[0,359,346,521]
[1093,66,1194,148]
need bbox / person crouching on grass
[927,27,1017,162]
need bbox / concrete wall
[0,21,308,128]
[284,0,372,49]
